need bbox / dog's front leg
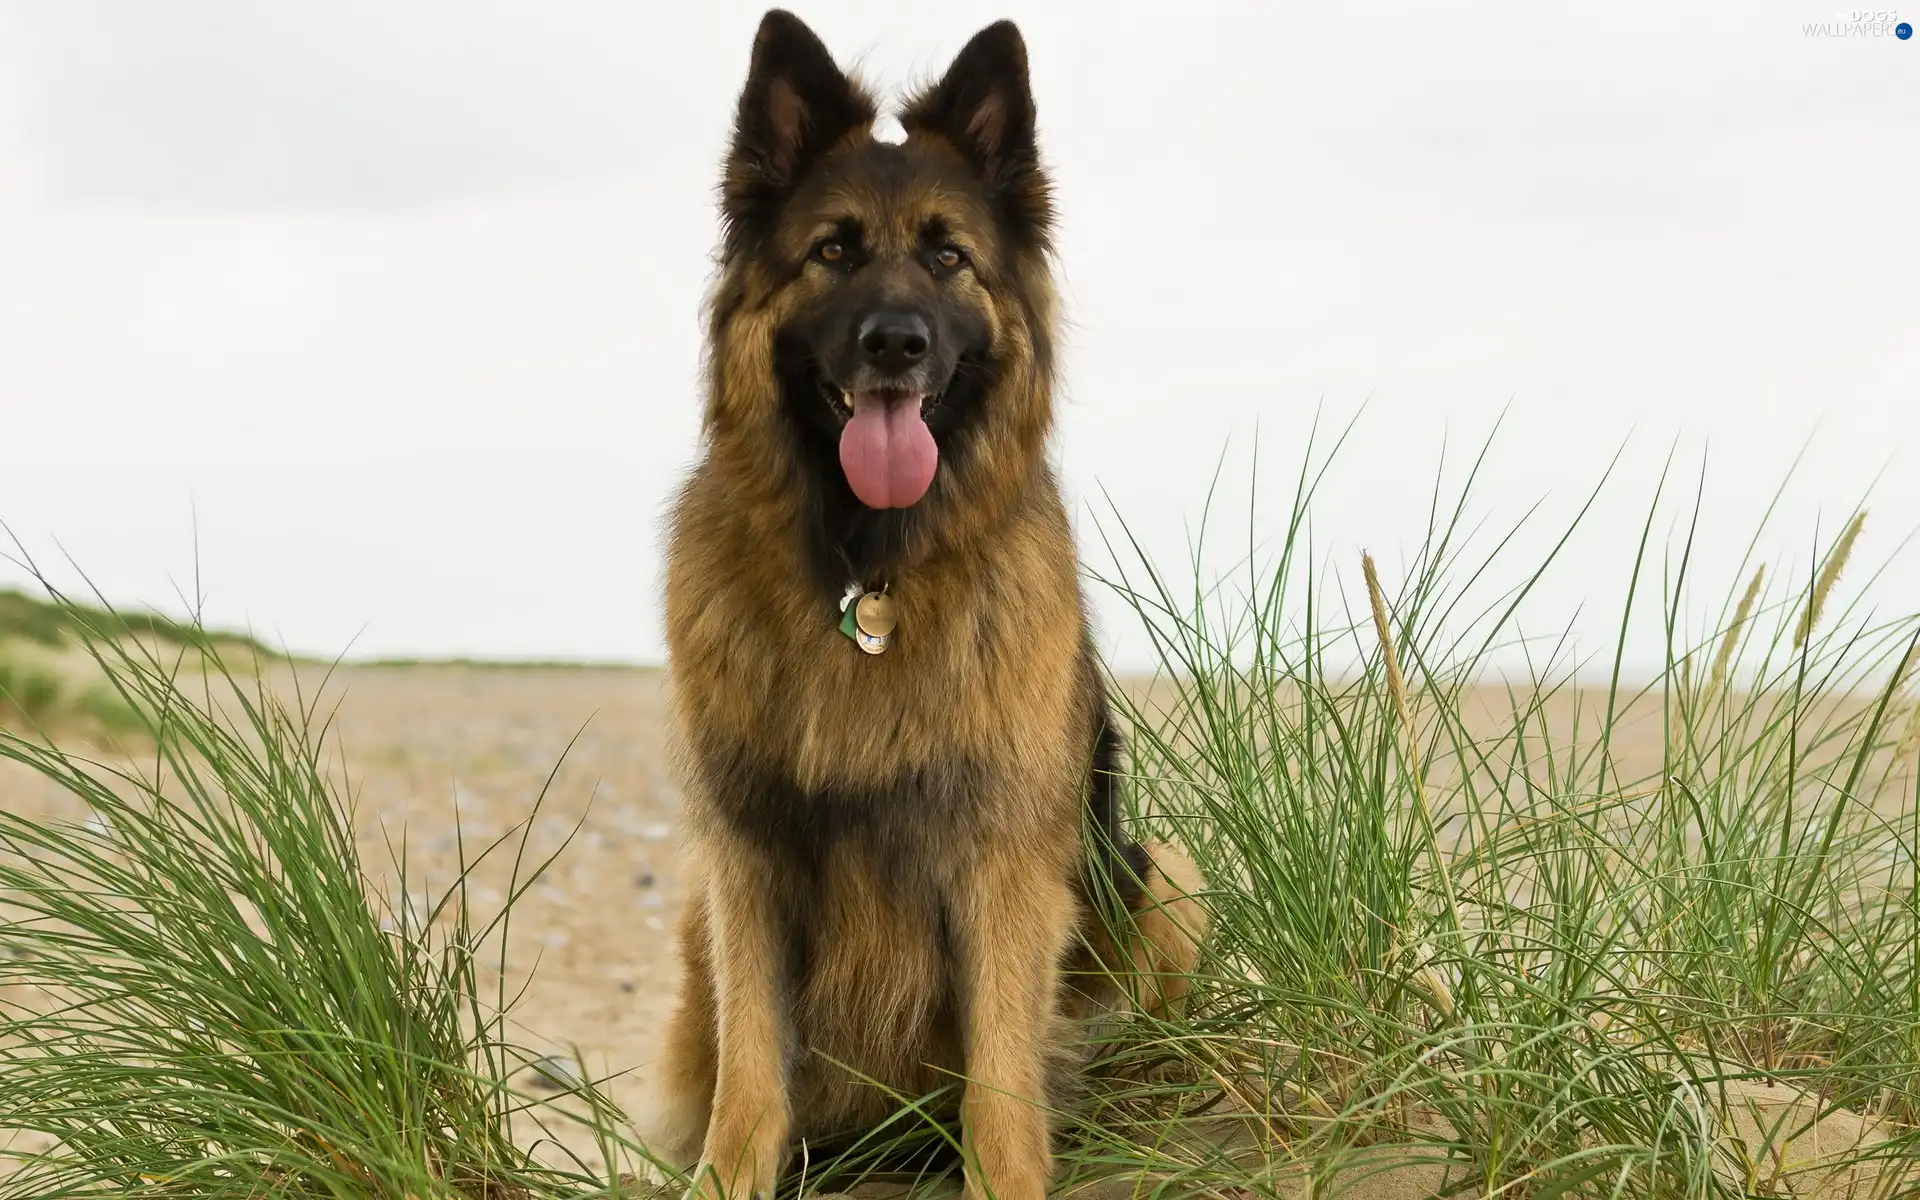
[955,854,1075,1200]
[688,850,791,1200]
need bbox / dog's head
[705,10,1058,585]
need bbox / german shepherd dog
[649,12,1206,1198]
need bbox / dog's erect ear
[901,20,1051,246]
[722,10,875,253]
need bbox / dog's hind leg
[1079,714,1208,1018]
[1073,839,1208,1022]
[1121,840,1207,1018]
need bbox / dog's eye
[815,240,846,264]
[933,246,966,271]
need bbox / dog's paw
[632,1084,708,1171]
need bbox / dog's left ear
[902,20,1052,246]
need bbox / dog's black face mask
[718,11,1052,588]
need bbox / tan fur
[1072,840,1209,1021]
[646,13,1208,1199]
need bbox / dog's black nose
[857,311,930,373]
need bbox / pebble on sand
[525,1054,583,1092]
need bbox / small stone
[526,1055,581,1092]
[618,980,636,994]
[635,871,655,888]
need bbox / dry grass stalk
[1709,564,1766,697]
[1415,954,1455,1021]
[1795,513,1865,650]
[1362,553,1415,767]
[1897,707,1920,767]
[1362,552,1462,936]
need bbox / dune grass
[0,654,149,738]
[0,586,280,737]
[0,587,279,661]
[0,615,650,1199]
[3,433,1919,1199]
[1054,434,1920,1199]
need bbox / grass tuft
[1066,433,1919,1199]
[0,660,65,727]
[0,594,660,1198]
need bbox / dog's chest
[680,577,1082,791]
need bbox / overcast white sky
[1,2,1915,675]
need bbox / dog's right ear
[722,10,874,254]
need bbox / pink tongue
[838,392,938,509]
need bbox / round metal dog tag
[855,592,898,637]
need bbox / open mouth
[815,379,946,424]
[819,382,943,510]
